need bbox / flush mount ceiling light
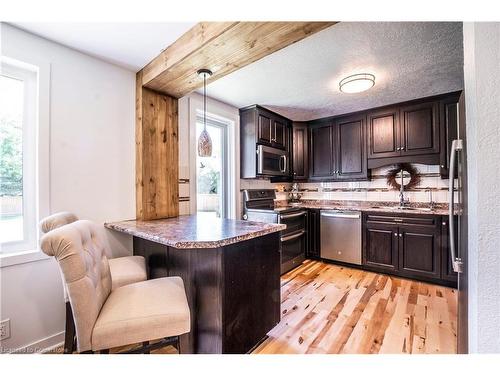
[339,73,375,94]
[197,68,213,157]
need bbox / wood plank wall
[136,73,179,220]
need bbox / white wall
[463,22,500,353]
[0,24,135,351]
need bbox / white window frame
[0,56,50,267]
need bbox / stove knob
[243,214,248,220]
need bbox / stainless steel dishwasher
[320,210,362,265]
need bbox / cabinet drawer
[364,214,438,227]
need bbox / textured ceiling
[11,22,196,71]
[203,22,464,121]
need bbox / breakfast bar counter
[105,215,285,354]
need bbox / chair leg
[64,302,76,354]
[175,336,181,354]
[142,341,150,354]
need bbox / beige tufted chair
[40,212,149,353]
[41,220,190,353]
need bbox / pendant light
[197,68,213,157]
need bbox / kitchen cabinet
[240,105,292,178]
[251,106,289,149]
[439,92,461,178]
[367,107,401,159]
[309,122,334,179]
[367,97,445,169]
[364,221,399,272]
[309,115,369,181]
[335,114,369,180]
[400,101,440,156]
[307,209,321,258]
[398,223,440,279]
[362,213,453,286]
[292,122,309,180]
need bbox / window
[0,59,39,255]
[195,115,229,219]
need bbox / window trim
[0,56,50,267]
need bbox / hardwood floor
[252,260,457,354]
[50,260,457,354]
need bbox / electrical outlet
[0,319,10,340]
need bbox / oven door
[257,145,289,177]
[281,229,306,274]
[279,210,307,274]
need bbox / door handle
[280,211,307,220]
[281,230,306,243]
[280,155,287,173]
[449,139,463,273]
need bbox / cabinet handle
[394,233,398,237]
[442,221,447,226]
[399,233,403,237]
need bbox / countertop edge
[104,221,286,249]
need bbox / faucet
[399,169,409,207]
[428,189,436,210]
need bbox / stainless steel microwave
[256,145,289,177]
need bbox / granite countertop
[278,200,450,216]
[105,215,286,249]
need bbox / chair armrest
[109,256,147,291]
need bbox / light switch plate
[0,319,11,340]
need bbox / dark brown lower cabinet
[362,213,456,287]
[364,221,399,272]
[307,209,321,258]
[398,224,440,279]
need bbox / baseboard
[11,331,65,354]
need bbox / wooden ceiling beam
[140,21,337,98]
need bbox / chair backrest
[40,220,112,352]
[39,212,79,233]
[39,212,79,303]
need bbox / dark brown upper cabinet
[309,122,335,179]
[292,122,309,180]
[335,114,369,180]
[240,105,292,178]
[309,115,369,181]
[400,101,440,156]
[367,107,401,159]
[439,92,461,178]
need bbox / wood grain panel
[141,22,336,98]
[136,86,179,220]
[253,260,457,354]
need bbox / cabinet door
[309,124,334,179]
[398,224,441,280]
[257,112,272,145]
[439,93,460,178]
[335,114,368,180]
[367,107,401,159]
[307,209,320,258]
[363,221,399,272]
[292,122,309,180]
[400,101,440,156]
[272,118,287,149]
[441,216,459,283]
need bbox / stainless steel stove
[243,189,307,274]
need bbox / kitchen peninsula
[105,215,285,354]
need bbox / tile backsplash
[241,164,453,204]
